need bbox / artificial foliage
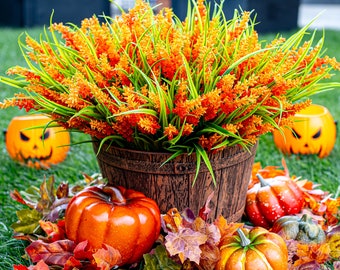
[1,0,340,181]
[9,160,340,270]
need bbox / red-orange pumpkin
[216,227,288,270]
[65,185,161,266]
[5,114,70,169]
[245,173,304,228]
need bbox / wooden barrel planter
[93,141,258,221]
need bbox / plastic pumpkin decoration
[273,104,336,158]
[216,227,288,270]
[245,173,304,229]
[5,114,70,169]
[270,214,326,244]
[65,185,161,266]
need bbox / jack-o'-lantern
[5,114,70,169]
[273,104,336,158]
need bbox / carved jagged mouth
[289,146,322,156]
[19,148,53,164]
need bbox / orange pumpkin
[216,227,288,270]
[65,185,161,266]
[5,114,70,169]
[273,104,336,158]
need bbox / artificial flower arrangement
[1,0,340,179]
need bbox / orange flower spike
[123,86,148,109]
[115,54,132,86]
[198,133,222,151]
[0,93,36,112]
[97,53,116,82]
[198,135,210,150]
[182,123,194,136]
[202,89,221,121]
[25,36,45,60]
[90,120,115,137]
[228,11,251,40]
[196,0,207,18]
[53,21,98,71]
[164,124,179,140]
[7,66,41,82]
[51,23,78,50]
[137,115,161,135]
[112,117,134,142]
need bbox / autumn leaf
[293,260,323,269]
[249,158,289,189]
[14,260,50,270]
[25,239,76,266]
[143,245,181,270]
[214,215,243,240]
[73,240,94,261]
[192,217,221,245]
[199,243,220,270]
[328,230,340,259]
[56,182,69,199]
[294,242,331,267]
[30,260,50,270]
[36,176,56,215]
[10,190,30,207]
[39,220,65,242]
[11,208,42,234]
[333,261,340,270]
[198,192,214,221]
[63,256,82,270]
[93,244,122,270]
[13,265,29,270]
[162,208,183,233]
[165,227,208,264]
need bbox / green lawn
[0,27,339,268]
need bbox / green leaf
[142,245,181,270]
[11,209,43,234]
[194,144,216,186]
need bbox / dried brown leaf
[25,239,76,266]
[93,244,122,269]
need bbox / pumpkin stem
[300,214,310,223]
[237,228,251,247]
[256,173,269,187]
[103,186,127,205]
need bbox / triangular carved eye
[20,132,30,141]
[312,128,321,139]
[292,128,301,139]
[40,130,50,140]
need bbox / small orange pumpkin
[5,114,70,169]
[273,104,336,158]
[216,227,288,270]
[65,185,161,266]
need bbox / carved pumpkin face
[5,114,70,169]
[273,104,336,158]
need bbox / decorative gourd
[245,173,304,228]
[270,214,326,244]
[216,227,288,270]
[5,114,70,169]
[65,185,161,266]
[273,104,336,158]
